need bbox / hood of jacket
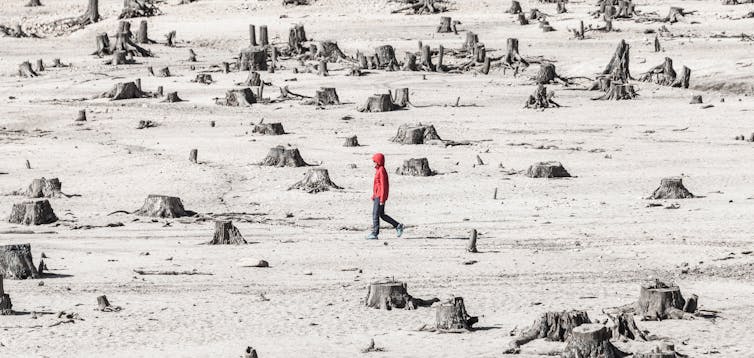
[372,153,385,167]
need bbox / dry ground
[1,0,754,357]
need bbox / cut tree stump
[602,39,631,82]
[0,275,12,315]
[0,244,40,279]
[208,220,246,245]
[9,200,58,225]
[634,280,693,320]
[258,25,268,46]
[391,123,441,144]
[593,82,637,100]
[524,85,560,109]
[244,347,259,358]
[392,88,410,108]
[216,88,256,106]
[260,146,309,167]
[648,177,694,199]
[76,109,87,122]
[365,280,438,310]
[77,0,100,26]
[134,195,188,218]
[562,324,628,358]
[608,312,647,341]
[252,122,285,135]
[238,47,268,71]
[192,73,213,84]
[243,71,261,86]
[506,0,523,14]
[504,310,591,353]
[343,136,359,147]
[464,32,478,53]
[535,63,571,85]
[690,95,702,104]
[402,52,417,71]
[163,92,183,103]
[26,177,62,198]
[119,0,161,19]
[189,149,198,163]
[503,38,529,74]
[96,295,122,312]
[188,49,197,62]
[316,41,346,61]
[634,343,687,358]
[525,161,571,178]
[316,87,340,105]
[437,16,452,33]
[435,297,478,332]
[288,169,342,193]
[98,82,145,100]
[396,158,435,176]
[467,229,478,253]
[358,94,394,112]
[94,33,111,56]
[26,0,42,7]
[317,60,328,76]
[288,24,307,54]
[155,67,171,77]
[375,45,399,71]
[165,30,176,47]
[137,20,155,44]
[35,59,44,72]
[19,61,38,78]
[421,45,435,71]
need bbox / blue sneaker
[396,224,404,238]
[366,233,378,240]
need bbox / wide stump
[260,146,309,167]
[26,177,62,198]
[252,123,285,135]
[209,220,246,245]
[505,310,591,353]
[9,200,58,225]
[396,158,434,176]
[288,168,342,193]
[435,297,478,332]
[635,280,691,320]
[525,161,571,178]
[390,123,441,144]
[647,177,694,199]
[365,280,415,310]
[0,243,40,280]
[562,324,628,358]
[134,195,187,218]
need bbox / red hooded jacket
[372,153,389,203]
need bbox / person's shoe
[366,233,378,240]
[396,223,404,238]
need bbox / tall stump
[209,220,246,245]
[0,244,40,280]
[435,297,478,331]
[0,275,11,315]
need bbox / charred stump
[648,177,694,199]
[260,146,309,167]
[9,200,57,225]
[391,123,441,144]
[562,324,628,358]
[216,88,256,106]
[504,310,591,353]
[526,161,571,178]
[436,297,478,332]
[26,178,62,198]
[288,169,342,193]
[0,244,40,280]
[396,158,435,176]
[358,94,394,112]
[134,195,188,218]
[209,220,246,245]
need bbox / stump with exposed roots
[26,177,62,198]
[506,0,523,14]
[639,58,690,89]
[134,195,188,218]
[535,63,571,85]
[0,244,40,280]
[316,41,346,61]
[217,88,256,106]
[391,123,441,144]
[503,38,529,74]
[9,200,58,225]
[252,122,285,135]
[435,297,478,332]
[526,161,571,178]
[209,220,246,245]
[239,47,268,71]
[76,0,100,26]
[524,85,560,109]
[358,94,394,112]
[504,310,591,353]
[343,136,359,147]
[98,82,146,100]
[648,177,694,199]
[316,87,340,106]
[375,45,399,71]
[396,158,435,176]
[562,324,628,358]
[260,146,309,167]
[593,82,637,100]
[119,0,161,19]
[289,169,342,193]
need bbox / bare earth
[1,0,754,357]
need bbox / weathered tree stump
[316,41,346,61]
[634,343,686,358]
[316,87,340,105]
[526,161,571,178]
[375,45,399,71]
[119,0,161,19]
[671,66,690,89]
[0,244,40,279]
[137,20,155,44]
[0,276,12,315]
[467,229,478,253]
[164,30,176,47]
[76,109,87,122]
[535,63,569,85]
[252,122,285,135]
[244,347,259,358]
[187,49,197,62]
[421,45,435,71]
[248,24,257,46]
[26,178,62,198]
[192,73,213,84]
[18,61,38,78]
[288,169,342,193]
[77,0,100,25]
[239,47,268,71]
[608,312,647,341]
[216,88,256,106]
[689,95,702,104]
[343,136,359,147]
[639,57,677,86]
[436,297,478,331]
[648,177,694,199]
[134,195,187,218]
[524,85,560,109]
[665,7,691,23]
[557,0,567,13]
[358,94,394,112]
[402,52,418,71]
[163,92,183,103]
[317,60,329,76]
[503,38,528,74]
[258,25,268,46]
[189,149,198,163]
[593,82,637,100]
[396,158,435,176]
[209,220,246,245]
[26,0,42,7]
[464,32,478,53]
[391,123,441,144]
[437,16,452,33]
[365,280,415,310]
[504,310,591,353]
[288,24,307,54]
[9,200,57,225]
[98,82,145,100]
[506,0,523,14]
[260,146,309,167]
[602,39,631,82]
[392,88,410,108]
[243,71,261,86]
[635,280,693,320]
[97,295,111,310]
[35,59,44,72]
[93,33,111,56]
[562,324,628,358]
[437,45,446,72]
[155,67,171,77]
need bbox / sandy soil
[1,0,754,357]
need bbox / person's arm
[379,170,388,204]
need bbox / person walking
[367,153,404,240]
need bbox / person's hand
[380,201,384,205]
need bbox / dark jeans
[372,198,399,235]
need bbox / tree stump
[391,123,441,144]
[119,0,161,18]
[635,280,691,320]
[402,52,417,71]
[77,0,100,25]
[260,146,309,167]
[592,82,636,100]
[317,60,329,76]
[343,136,359,147]
[392,88,410,108]
[561,324,628,358]
[97,295,111,310]
[435,297,478,331]
[665,7,689,23]
[26,178,62,198]
[76,109,87,122]
[639,57,676,86]
[634,343,685,358]
[506,0,523,14]
[98,82,145,100]
[375,45,399,71]
[437,16,452,33]
[608,312,647,341]
[209,220,246,245]
[358,94,394,112]
[535,63,568,85]
[671,66,690,89]
[35,59,44,72]
[316,87,340,106]
[244,347,259,358]
[239,47,268,71]
[602,39,631,82]
[252,122,285,135]
[134,195,187,218]
[464,32,478,53]
[524,85,560,109]
[505,310,591,353]
[503,38,528,74]
[163,92,183,103]
[193,73,213,84]
[242,71,261,87]
[189,149,198,163]
[525,161,570,178]
[248,24,257,46]
[26,0,42,7]
[288,24,307,54]
[396,158,434,176]
[0,276,12,315]
[288,169,342,193]
[316,41,346,61]
[467,229,478,253]
[258,25,268,46]
[557,0,567,13]
[217,88,256,106]
[648,177,694,199]
[137,20,155,44]
[0,244,40,279]
[18,61,38,78]
[365,280,415,310]
[9,200,57,225]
